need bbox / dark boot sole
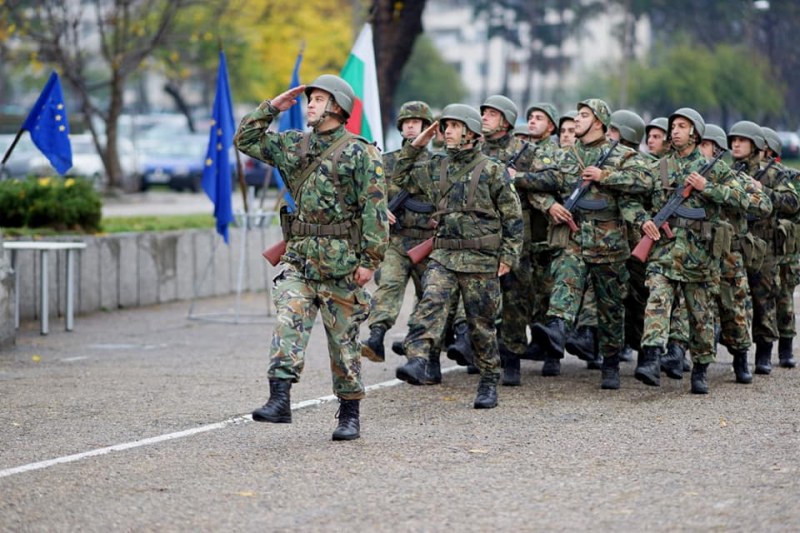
[601,380,620,390]
[391,342,405,356]
[734,374,753,384]
[754,366,772,375]
[778,359,797,368]
[473,400,498,409]
[690,386,709,394]
[396,367,430,386]
[332,431,360,441]
[252,411,292,423]
[446,347,470,366]
[634,370,660,387]
[501,374,521,386]
[361,344,385,363]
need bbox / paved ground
[1,284,799,531]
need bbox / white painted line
[0,365,464,480]
[61,357,89,362]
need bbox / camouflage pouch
[711,221,733,259]
[777,219,796,255]
[740,233,767,271]
[279,205,295,240]
[547,223,570,249]
[794,222,800,254]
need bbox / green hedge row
[0,177,102,232]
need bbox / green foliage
[394,35,467,110]
[0,177,101,232]
[100,214,215,234]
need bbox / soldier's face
[730,136,753,159]
[670,117,694,149]
[574,108,595,138]
[306,89,339,126]
[607,127,622,142]
[444,119,466,147]
[647,128,667,155]
[401,118,424,140]
[527,111,554,140]
[559,119,576,148]
[699,140,716,159]
[481,108,506,134]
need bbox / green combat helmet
[559,110,578,130]
[480,95,519,129]
[668,107,705,140]
[610,109,646,145]
[578,98,611,130]
[305,74,356,118]
[646,117,668,136]
[396,101,434,131]
[727,120,766,151]
[761,127,782,156]
[513,124,531,138]
[526,103,559,129]
[702,124,728,152]
[440,103,483,136]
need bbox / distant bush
[0,177,101,232]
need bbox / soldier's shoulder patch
[730,179,740,189]
[375,165,384,177]
[542,157,552,164]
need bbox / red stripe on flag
[346,97,364,135]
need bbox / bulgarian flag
[340,23,384,151]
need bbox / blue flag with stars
[202,51,236,243]
[271,49,304,212]
[23,71,72,175]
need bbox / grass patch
[100,214,216,233]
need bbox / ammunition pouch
[434,233,502,251]
[777,219,797,255]
[528,208,549,243]
[280,206,294,240]
[711,220,734,259]
[547,223,571,249]
[396,227,436,239]
[737,233,767,271]
[668,217,713,240]
[289,218,362,248]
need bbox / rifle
[630,149,726,263]
[407,144,530,265]
[388,190,411,213]
[561,140,619,231]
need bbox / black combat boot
[531,317,566,358]
[252,379,292,423]
[474,377,498,409]
[586,353,603,370]
[466,364,480,374]
[682,354,691,372]
[523,339,546,361]
[730,349,752,384]
[391,340,405,356]
[661,342,684,380]
[619,344,635,362]
[396,357,431,385]
[332,399,360,441]
[565,325,598,363]
[778,337,797,368]
[600,355,620,390]
[634,347,661,387]
[690,363,709,394]
[361,325,386,362]
[754,340,773,375]
[501,347,521,386]
[427,350,442,384]
[446,322,474,367]
[541,358,561,377]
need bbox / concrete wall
[4,225,281,321]
[0,236,15,348]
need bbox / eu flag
[202,51,236,243]
[272,50,304,212]
[23,71,72,175]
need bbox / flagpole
[217,39,249,215]
[0,127,25,169]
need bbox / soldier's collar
[314,123,346,141]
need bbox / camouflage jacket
[480,133,536,171]
[739,154,800,257]
[393,142,523,273]
[529,136,653,263]
[384,140,435,251]
[512,137,561,249]
[234,101,389,280]
[647,148,749,282]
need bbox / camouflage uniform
[393,107,523,399]
[775,165,800,351]
[234,99,388,400]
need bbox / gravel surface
[1,288,798,532]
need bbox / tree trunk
[371,0,427,137]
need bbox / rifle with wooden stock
[407,143,530,265]
[560,140,619,232]
[630,149,726,263]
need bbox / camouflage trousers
[747,253,781,343]
[404,261,501,382]
[499,243,534,355]
[530,247,556,323]
[642,273,716,364]
[777,261,800,338]
[547,251,628,358]
[368,240,427,330]
[668,294,690,347]
[716,252,753,351]
[574,279,598,329]
[267,265,371,400]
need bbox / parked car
[27,134,137,190]
[0,132,39,180]
[777,131,800,160]
[137,134,234,192]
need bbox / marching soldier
[646,117,669,158]
[558,111,578,148]
[234,75,389,440]
[393,104,523,408]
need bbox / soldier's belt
[434,234,502,251]
[668,217,713,238]
[574,209,619,223]
[395,227,436,239]
[290,219,352,237]
[404,198,435,213]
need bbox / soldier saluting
[234,75,389,441]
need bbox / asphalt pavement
[1,275,799,531]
